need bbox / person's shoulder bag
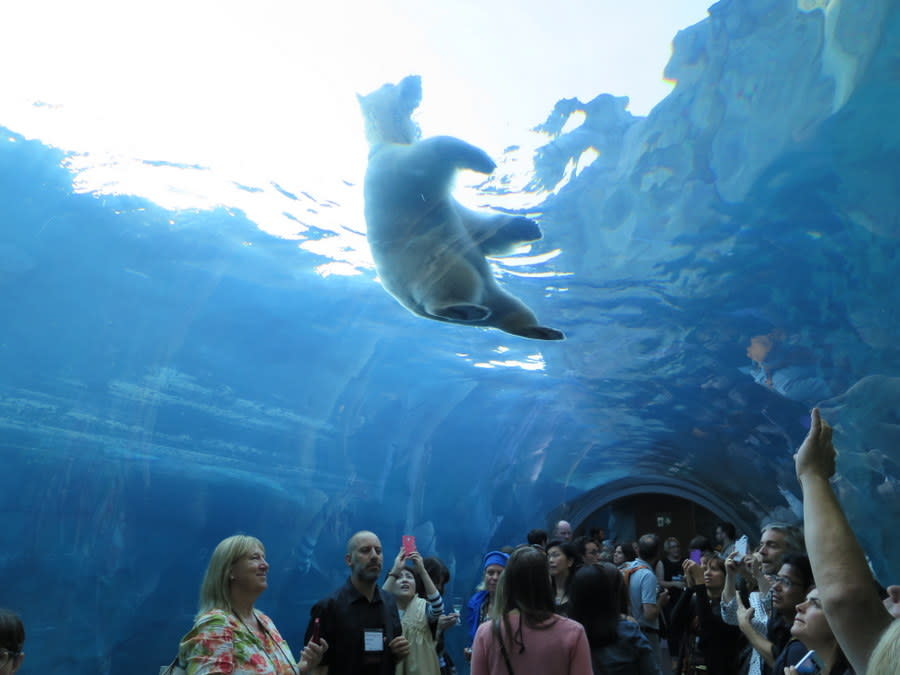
[492,618,515,675]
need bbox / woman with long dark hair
[471,546,591,675]
[547,540,581,616]
[569,563,659,674]
[613,543,637,569]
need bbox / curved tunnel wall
[2,2,900,674]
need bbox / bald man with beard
[304,531,409,675]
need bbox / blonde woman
[179,535,327,674]
[864,619,900,675]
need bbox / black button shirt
[304,578,403,675]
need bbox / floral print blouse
[179,608,298,675]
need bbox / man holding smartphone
[304,530,409,675]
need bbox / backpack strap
[622,563,651,587]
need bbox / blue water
[2,1,899,672]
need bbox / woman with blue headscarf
[463,550,510,660]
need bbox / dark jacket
[465,590,490,643]
[589,619,660,675]
[305,578,403,675]
[669,585,745,674]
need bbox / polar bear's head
[358,75,423,147]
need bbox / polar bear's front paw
[467,148,497,174]
[428,136,497,174]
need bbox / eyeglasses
[0,648,22,665]
[772,575,798,589]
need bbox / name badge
[364,629,384,652]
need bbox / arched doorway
[552,476,757,546]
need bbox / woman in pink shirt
[471,546,592,675]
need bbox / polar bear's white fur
[358,76,564,341]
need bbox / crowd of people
[2,408,897,674]
[460,409,898,675]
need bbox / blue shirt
[625,559,659,631]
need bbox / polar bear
[357,75,565,341]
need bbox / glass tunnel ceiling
[1,1,900,669]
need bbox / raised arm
[722,552,740,603]
[668,560,701,636]
[735,592,775,666]
[382,549,406,593]
[408,551,444,619]
[743,552,770,597]
[795,407,893,674]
